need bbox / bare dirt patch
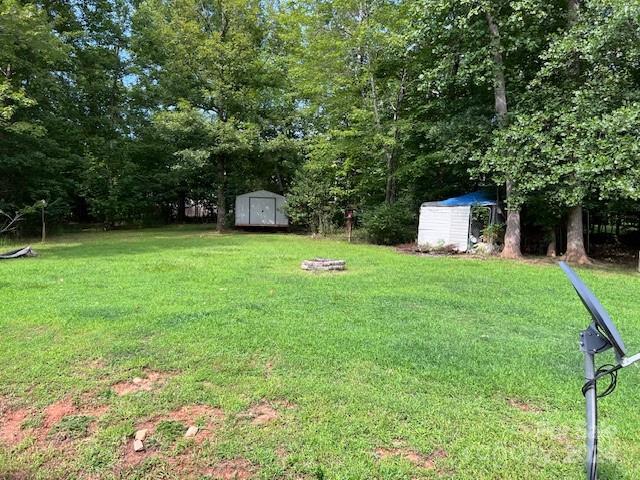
[41,397,109,443]
[275,446,288,459]
[44,397,106,427]
[207,458,255,479]
[0,408,31,445]
[0,397,109,447]
[112,370,173,395]
[167,405,223,424]
[375,445,448,470]
[119,442,159,470]
[239,400,279,425]
[168,405,224,442]
[42,398,78,430]
[124,403,224,460]
[507,398,543,413]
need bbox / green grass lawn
[2,226,640,479]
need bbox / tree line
[2,0,639,262]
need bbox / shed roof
[422,190,497,208]
[236,190,285,199]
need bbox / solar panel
[559,262,626,358]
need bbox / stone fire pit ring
[301,258,346,271]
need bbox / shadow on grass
[598,461,626,480]
[35,228,288,260]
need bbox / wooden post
[345,210,353,243]
[41,200,46,243]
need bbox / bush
[481,223,504,244]
[285,169,345,235]
[362,202,416,245]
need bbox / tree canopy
[3,0,640,261]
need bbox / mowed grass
[1,226,640,479]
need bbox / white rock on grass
[184,426,199,438]
[134,429,148,441]
[133,439,145,452]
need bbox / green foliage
[361,201,416,245]
[479,0,640,210]
[153,420,185,446]
[20,414,43,431]
[49,415,94,440]
[285,161,347,234]
[0,0,64,135]
[3,0,640,250]
[131,0,299,226]
[481,223,504,244]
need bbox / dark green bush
[362,202,416,245]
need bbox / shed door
[249,197,276,225]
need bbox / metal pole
[41,204,46,243]
[584,350,598,480]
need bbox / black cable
[582,363,622,398]
[581,363,623,480]
[588,442,597,480]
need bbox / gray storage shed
[235,190,288,227]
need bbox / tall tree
[133,0,278,231]
[283,0,419,228]
[484,6,520,258]
[0,0,78,225]
[414,0,564,256]
[563,0,589,263]
[482,0,640,263]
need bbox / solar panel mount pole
[583,345,597,480]
[560,261,640,480]
[580,324,611,480]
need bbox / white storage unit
[418,205,471,252]
[417,191,500,253]
[235,190,288,227]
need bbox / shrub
[362,202,416,245]
[481,223,504,244]
[285,170,345,235]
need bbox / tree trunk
[485,11,522,259]
[274,165,285,194]
[565,205,591,264]
[177,192,186,223]
[547,229,557,257]
[384,151,396,204]
[216,157,226,232]
[486,12,508,126]
[567,0,580,24]
[370,68,406,205]
[563,1,590,264]
[502,182,522,258]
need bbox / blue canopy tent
[436,190,497,207]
